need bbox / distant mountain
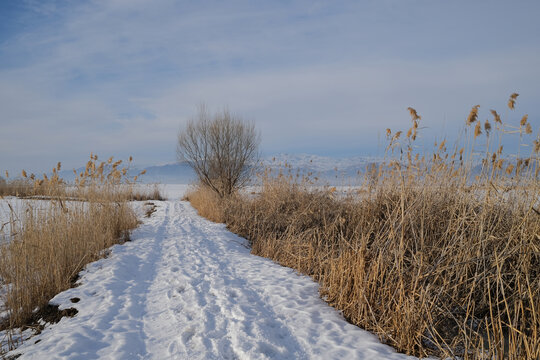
[136,154,382,184]
[262,153,382,184]
[31,154,537,186]
[55,154,384,185]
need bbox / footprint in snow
[182,326,197,344]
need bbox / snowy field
[154,184,190,200]
[0,184,190,240]
[0,197,69,245]
[2,185,416,359]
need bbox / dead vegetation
[188,94,540,359]
[183,186,225,223]
[0,155,162,354]
[144,202,158,218]
[0,156,163,202]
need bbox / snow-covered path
[8,200,414,360]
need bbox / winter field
[1,184,414,360]
[1,100,539,358]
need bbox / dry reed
[183,186,225,223]
[0,155,160,354]
[189,95,540,359]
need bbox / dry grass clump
[127,184,165,201]
[189,94,540,358]
[223,178,539,358]
[0,155,163,201]
[1,162,69,199]
[0,179,33,198]
[0,154,154,353]
[0,200,137,330]
[183,186,225,223]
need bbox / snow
[2,189,416,359]
[0,184,188,241]
[0,197,59,244]
[156,184,190,200]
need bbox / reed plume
[520,114,528,126]
[490,109,502,124]
[508,92,519,110]
[467,105,480,124]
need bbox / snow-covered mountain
[262,153,382,183]
[56,154,383,185]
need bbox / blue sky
[1,0,539,173]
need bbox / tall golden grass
[189,95,540,358]
[0,155,161,353]
[0,155,162,201]
[183,186,225,223]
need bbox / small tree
[177,106,260,197]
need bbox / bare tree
[177,106,260,197]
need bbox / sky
[0,0,539,174]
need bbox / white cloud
[0,0,538,173]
